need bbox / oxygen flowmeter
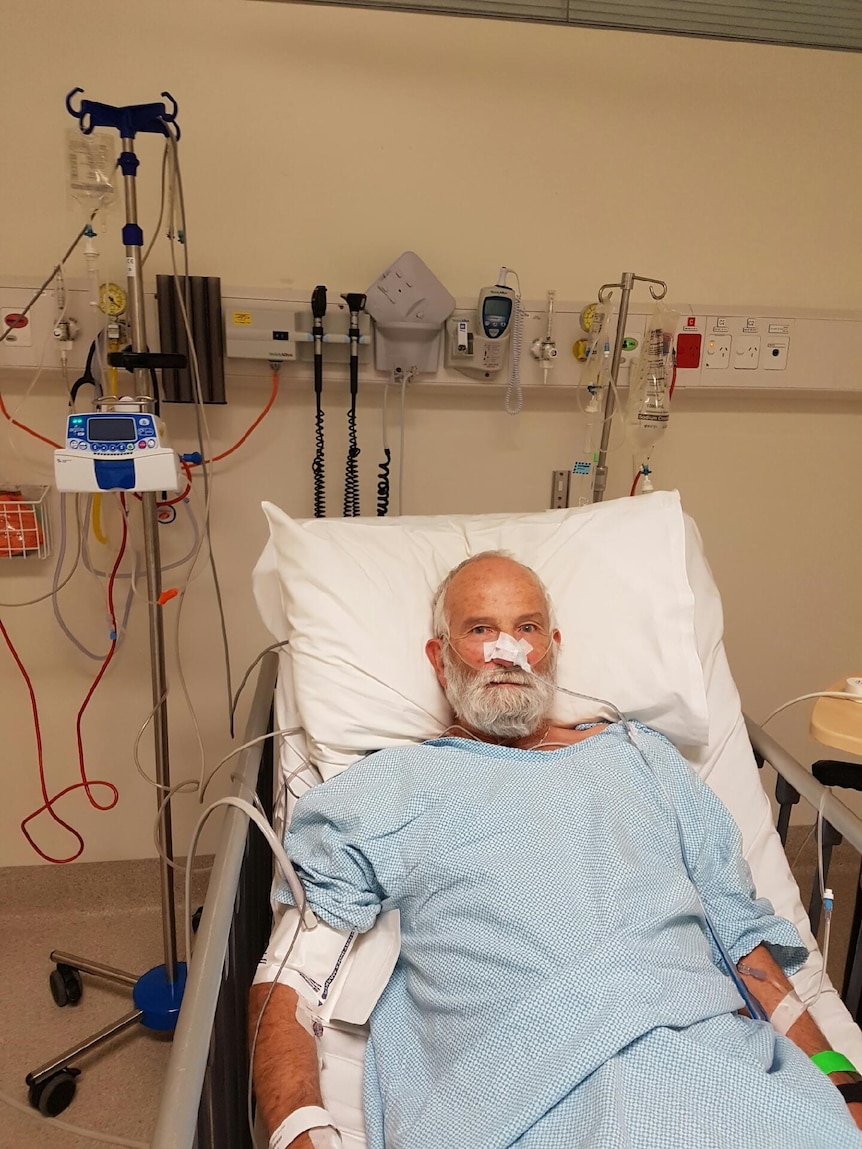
[54,406,179,492]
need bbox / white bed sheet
[252,495,862,1147]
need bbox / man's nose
[489,656,516,667]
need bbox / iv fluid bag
[68,129,117,210]
[628,304,679,461]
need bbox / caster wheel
[50,963,83,1007]
[27,1068,80,1116]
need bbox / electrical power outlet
[550,469,570,509]
[734,336,761,369]
[703,335,731,369]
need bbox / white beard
[441,644,557,741]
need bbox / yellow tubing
[92,494,107,544]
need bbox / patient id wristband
[270,1106,341,1149]
[810,1050,858,1077]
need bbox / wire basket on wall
[0,486,52,559]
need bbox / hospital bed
[151,490,862,1149]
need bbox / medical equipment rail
[151,652,278,1149]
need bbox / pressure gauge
[98,282,127,316]
[580,302,598,334]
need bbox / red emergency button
[3,313,29,329]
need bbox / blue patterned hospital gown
[284,722,862,1148]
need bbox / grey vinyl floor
[0,832,859,1149]
[0,858,209,1149]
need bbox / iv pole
[25,90,188,1119]
[591,271,668,503]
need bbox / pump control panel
[65,412,161,454]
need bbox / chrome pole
[119,136,178,983]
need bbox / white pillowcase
[254,491,709,776]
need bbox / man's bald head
[431,551,554,641]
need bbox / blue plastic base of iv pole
[132,962,188,1031]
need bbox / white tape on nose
[483,632,533,672]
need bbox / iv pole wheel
[49,964,83,1008]
[28,1068,80,1116]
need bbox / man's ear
[425,638,447,686]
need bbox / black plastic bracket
[108,350,188,373]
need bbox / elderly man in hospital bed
[250,550,862,1149]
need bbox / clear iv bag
[627,303,680,463]
[68,129,117,211]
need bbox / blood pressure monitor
[55,410,179,492]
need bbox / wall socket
[734,336,761,369]
[703,334,731,369]
[550,469,570,509]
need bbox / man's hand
[737,946,862,1129]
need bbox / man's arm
[249,981,323,1149]
[738,943,862,1130]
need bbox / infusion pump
[54,409,179,492]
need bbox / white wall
[0,0,860,866]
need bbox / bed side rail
[745,714,862,1020]
[745,717,862,854]
[151,652,279,1149]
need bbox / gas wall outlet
[1,308,33,347]
[734,336,761,369]
[703,335,731,369]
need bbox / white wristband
[770,989,807,1036]
[269,1105,340,1149]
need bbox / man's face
[425,557,561,740]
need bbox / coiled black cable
[377,447,391,516]
[312,405,325,517]
[344,401,361,517]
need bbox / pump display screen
[88,417,136,442]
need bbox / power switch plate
[703,335,731,369]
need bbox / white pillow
[254,491,709,776]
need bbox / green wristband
[811,1050,858,1076]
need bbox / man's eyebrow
[459,616,495,629]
